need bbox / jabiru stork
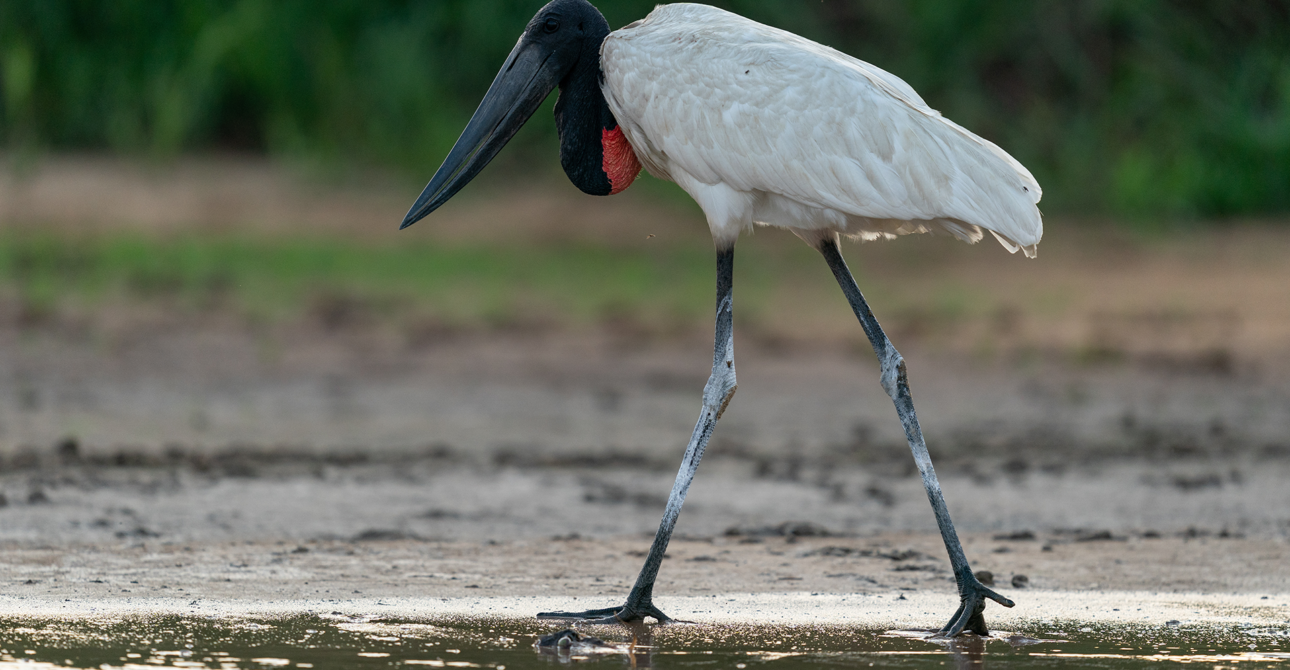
[401,0,1040,637]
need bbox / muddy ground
[0,156,1288,626]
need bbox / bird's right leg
[817,237,1013,637]
[537,246,738,624]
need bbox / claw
[537,603,671,624]
[984,585,1015,608]
[935,576,1014,638]
[537,607,623,621]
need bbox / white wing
[602,3,1042,256]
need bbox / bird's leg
[817,238,1014,637]
[538,247,738,625]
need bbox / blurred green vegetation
[0,232,802,331]
[2,0,1289,219]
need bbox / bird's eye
[543,17,560,33]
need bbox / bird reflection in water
[535,622,656,666]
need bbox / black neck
[553,16,616,196]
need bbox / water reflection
[947,632,987,668]
[0,614,1284,669]
[535,622,656,666]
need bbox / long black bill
[401,38,563,229]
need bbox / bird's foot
[537,599,671,625]
[935,576,1014,638]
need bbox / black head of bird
[401,0,633,230]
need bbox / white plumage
[600,3,1042,256]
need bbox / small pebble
[977,571,995,586]
[1011,574,1029,588]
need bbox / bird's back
[601,3,1042,256]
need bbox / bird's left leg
[817,237,1014,637]
[537,246,738,625]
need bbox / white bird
[402,0,1040,637]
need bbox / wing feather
[602,3,1042,255]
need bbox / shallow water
[0,615,1286,669]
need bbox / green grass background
[0,232,811,332]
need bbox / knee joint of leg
[879,349,905,398]
[714,383,737,420]
[703,366,737,409]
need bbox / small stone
[977,571,995,586]
[57,437,81,461]
[992,530,1036,541]
[1011,574,1029,588]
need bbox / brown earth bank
[1,155,1288,614]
